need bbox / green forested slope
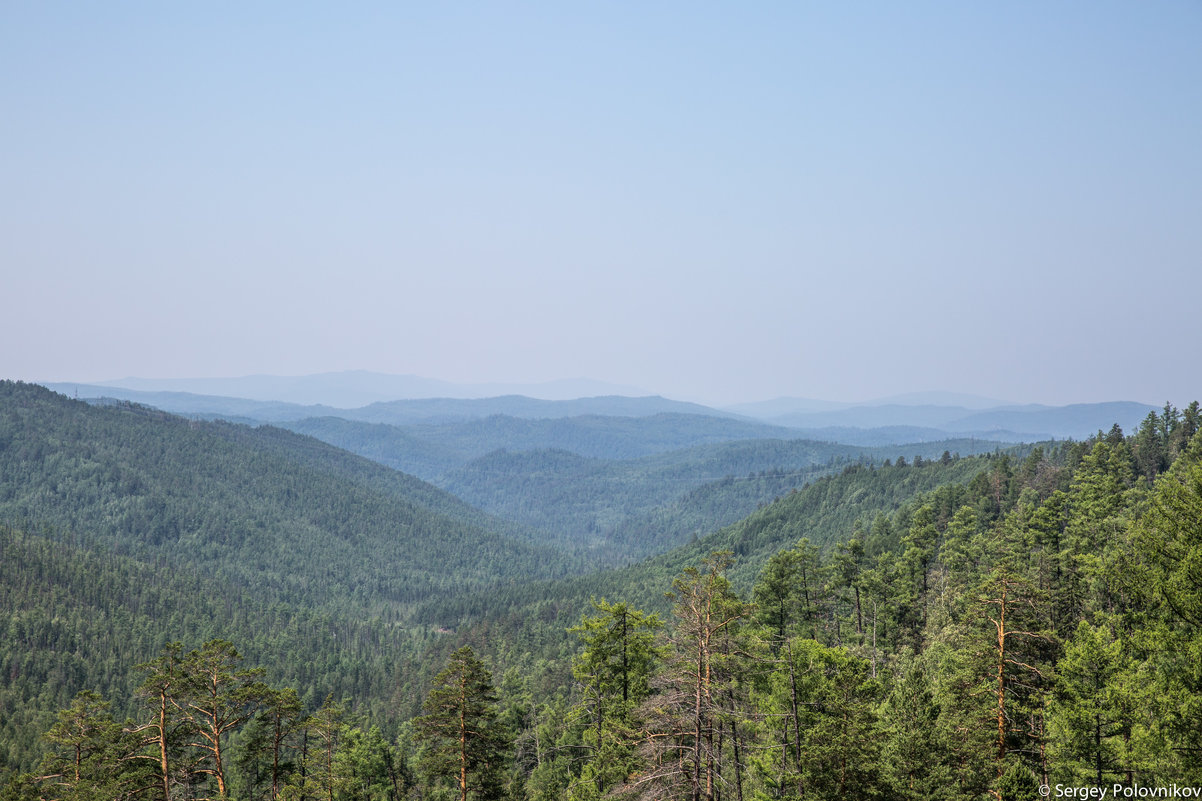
[0,382,575,614]
[0,524,433,774]
[0,431,1086,799]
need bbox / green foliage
[1130,431,1202,782]
[1048,617,1142,786]
[416,647,509,801]
[751,637,886,800]
[6,379,1202,800]
[234,687,304,801]
[32,690,153,801]
[625,552,754,801]
[513,600,664,801]
[571,600,661,711]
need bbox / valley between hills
[3,378,1199,799]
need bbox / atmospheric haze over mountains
[82,371,652,408]
[44,371,1165,446]
[50,370,1150,411]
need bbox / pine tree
[134,642,190,801]
[878,656,956,801]
[416,646,509,801]
[176,639,271,799]
[236,686,304,801]
[628,552,752,801]
[752,538,822,647]
[283,694,346,801]
[569,599,661,797]
[1048,617,1139,787]
[33,690,154,801]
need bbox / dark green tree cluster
[7,640,273,800]
[503,417,1202,800]
[6,642,509,801]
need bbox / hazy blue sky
[4,3,1200,406]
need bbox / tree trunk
[459,687,469,801]
[157,690,171,801]
[996,584,1008,774]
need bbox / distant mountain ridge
[68,371,650,406]
[723,390,1012,417]
[742,400,1158,441]
[45,375,1161,444]
[44,384,722,424]
[350,395,732,423]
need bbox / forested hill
[0,381,576,610]
[437,439,1006,564]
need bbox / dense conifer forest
[2,380,1200,799]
